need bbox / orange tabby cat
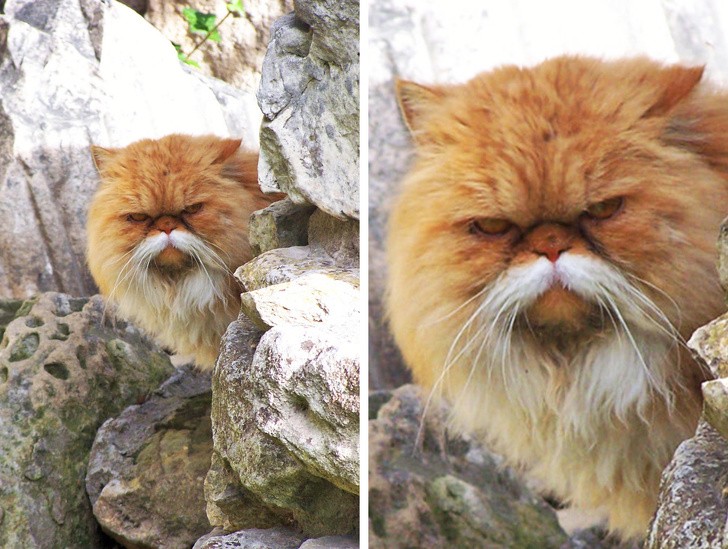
[87,134,279,369]
[387,56,728,539]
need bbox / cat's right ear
[395,79,445,141]
[90,145,117,173]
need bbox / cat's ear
[90,145,117,172]
[395,79,445,139]
[213,138,242,164]
[643,65,704,118]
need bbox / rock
[0,0,259,300]
[86,365,213,549]
[645,421,728,548]
[688,313,728,439]
[0,293,175,549]
[207,315,359,537]
[257,1,359,219]
[193,527,305,549]
[240,272,359,336]
[369,385,568,548]
[299,535,359,548]
[689,312,728,378]
[249,199,316,256]
[719,218,728,292]
[238,210,359,292]
[145,0,293,93]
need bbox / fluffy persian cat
[87,134,279,369]
[386,56,728,539]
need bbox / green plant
[175,1,246,66]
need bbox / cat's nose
[526,223,574,262]
[154,215,179,235]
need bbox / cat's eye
[183,203,204,215]
[127,213,150,222]
[584,197,624,220]
[469,218,515,236]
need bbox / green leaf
[226,0,244,16]
[171,41,200,68]
[182,7,218,36]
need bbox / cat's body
[386,57,728,539]
[87,134,279,369]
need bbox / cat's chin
[524,286,601,336]
[151,247,194,274]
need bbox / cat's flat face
[87,134,257,297]
[388,57,728,382]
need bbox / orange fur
[87,134,279,368]
[387,56,728,539]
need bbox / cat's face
[87,134,258,298]
[388,57,728,385]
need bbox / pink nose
[525,224,574,262]
[154,216,179,235]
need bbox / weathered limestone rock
[0,0,259,300]
[719,218,728,291]
[249,199,316,256]
[689,313,728,440]
[645,421,728,548]
[369,385,567,548]
[145,0,293,93]
[193,527,305,549]
[0,293,174,549]
[207,314,358,537]
[257,1,359,219]
[86,365,213,549]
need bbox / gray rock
[688,313,728,439]
[257,1,359,219]
[194,527,306,549]
[86,365,213,549]
[249,198,316,256]
[645,421,728,548]
[719,217,728,292]
[0,293,175,549]
[240,272,359,336]
[207,315,358,537]
[369,385,567,548]
[299,535,359,548]
[237,209,359,293]
[0,0,260,301]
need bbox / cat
[386,56,728,540]
[87,134,280,369]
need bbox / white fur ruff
[440,253,691,536]
[109,230,238,367]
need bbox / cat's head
[387,57,728,387]
[86,134,260,298]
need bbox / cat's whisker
[425,285,490,326]
[624,272,683,327]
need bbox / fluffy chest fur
[115,266,238,367]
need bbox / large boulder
[0,293,175,548]
[86,365,213,549]
[257,0,359,219]
[645,421,728,548]
[369,384,567,548]
[0,0,259,301]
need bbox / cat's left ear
[213,138,243,164]
[643,65,704,118]
[395,79,446,139]
[90,145,118,172]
